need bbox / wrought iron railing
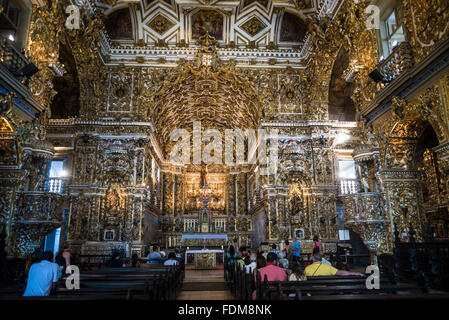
[375,41,412,92]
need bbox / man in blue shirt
[148,245,162,263]
[292,237,300,264]
[23,251,59,296]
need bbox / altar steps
[177,269,234,300]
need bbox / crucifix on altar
[199,163,211,233]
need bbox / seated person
[55,247,71,277]
[160,247,166,258]
[304,252,364,277]
[164,252,179,266]
[23,251,59,296]
[244,253,257,274]
[253,252,289,299]
[239,246,247,258]
[175,248,182,259]
[312,247,332,266]
[256,252,289,282]
[279,257,289,269]
[148,245,162,262]
[123,253,141,268]
[106,252,125,267]
[289,264,306,281]
[236,255,245,270]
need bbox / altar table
[185,249,224,269]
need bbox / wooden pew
[0,257,185,300]
[60,263,184,300]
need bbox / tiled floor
[178,268,235,300]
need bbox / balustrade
[0,37,34,78]
[338,179,360,195]
[375,41,412,93]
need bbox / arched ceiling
[151,60,263,149]
[95,0,342,69]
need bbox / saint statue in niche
[107,186,122,215]
[200,162,208,187]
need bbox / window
[0,0,32,49]
[47,160,67,193]
[49,160,66,178]
[378,2,405,59]
[338,160,357,194]
[339,229,350,241]
[104,230,115,241]
[43,227,61,256]
[338,160,356,179]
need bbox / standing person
[284,240,290,256]
[226,245,237,266]
[291,237,301,265]
[313,235,321,253]
[233,239,239,257]
[23,251,59,296]
[270,244,280,257]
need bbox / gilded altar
[194,252,217,270]
[185,249,223,269]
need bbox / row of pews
[0,259,185,300]
[225,262,449,300]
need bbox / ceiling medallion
[240,16,267,37]
[148,14,176,35]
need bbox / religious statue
[200,162,208,187]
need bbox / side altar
[181,234,227,269]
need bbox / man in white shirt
[245,253,257,274]
[23,251,59,296]
[163,252,179,266]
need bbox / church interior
[0,0,449,301]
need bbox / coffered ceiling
[95,0,342,68]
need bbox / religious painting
[192,10,224,41]
[294,228,305,239]
[105,8,133,40]
[279,12,307,43]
